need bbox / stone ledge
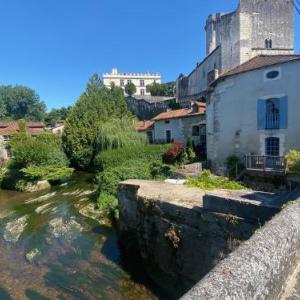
[181,199,300,300]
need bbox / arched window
[265,39,273,49]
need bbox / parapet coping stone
[181,198,300,300]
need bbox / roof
[128,95,175,104]
[135,120,154,132]
[219,55,300,81]
[0,121,45,135]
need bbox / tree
[0,85,46,121]
[45,106,71,126]
[125,82,136,96]
[146,82,175,97]
[62,74,145,170]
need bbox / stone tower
[205,0,294,72]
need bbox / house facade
[176,0,294,107]
[152,103,206,147]
[126,95,175,120]
[206,55,300,174]
[103,68,161,96]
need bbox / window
[165,120,170,124]
[266,98,280,129]
[257,97,288,130]
[140,80,145,87]
[265,39,272,49]
[266,70,279,80]
[192,125,200,136]
[120,79,125,86]
[127,79,132,84]
[140,89,145,96]
[166,130,171,143]
[265,137,280,156]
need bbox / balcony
[245,155,286,174]
[266,112,280,129]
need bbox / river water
[0,174,157,300]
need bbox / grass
[187,170,245,191]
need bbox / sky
[0,0,299,110]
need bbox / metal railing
[245,155,286,173]
[266,113,280,129]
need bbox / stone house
[0,121,45,161]
[206,55,300,174]
[176,0,294,107]
[135,120,154,143]
[152,102,206,147]
[126,95,176,120]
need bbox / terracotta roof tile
[135,120,154,131]
[0,121,45,135]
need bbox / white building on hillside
[103,68,161,96]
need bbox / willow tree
[62,74,145,170]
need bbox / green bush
[94,144,170,171]
[286,150,300,174]
[188,170,245,191]
[10,132,68,168]
[21,165,74,181]
[97,192,118,220]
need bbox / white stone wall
[206,60,300,172]
[103,69,161,96]
[153,115,204,146]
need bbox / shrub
[97,192,118,220]
[226,155,244,179]
[163,141,184,164]
[286,150,300,174]
[21,165,74,182]
[94,144,170,171]
[149,161,172,179]
[187,170,244,190]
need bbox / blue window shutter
[279,96,288,129]
[257,99,266,130]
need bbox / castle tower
[205,0,295,72]
[238,0,294,63]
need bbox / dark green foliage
[45,107,71,126]
[94,144,170,171]
[226,155,244,179]
[63,74,143,170]
[124,82,136,96]
[97,192,118,220]
[0,85,46,121]
[146,82,175,97]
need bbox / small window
[165,120,170,124]
[127,79,132,84]
[192,125,200,136]
[140,80,145,87]
[140,89,145,96]
[265,137,280,156]
[120,79,125,86]
[266,70,279,80]
[265,39,273,49]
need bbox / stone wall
[181,199,300,299]
[118,180,261,298]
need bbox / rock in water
[4,215,29,243]
[25,248,40,263]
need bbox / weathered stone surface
[181,200,300,300]
[118,180,260,298]
[24,180,51,193]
